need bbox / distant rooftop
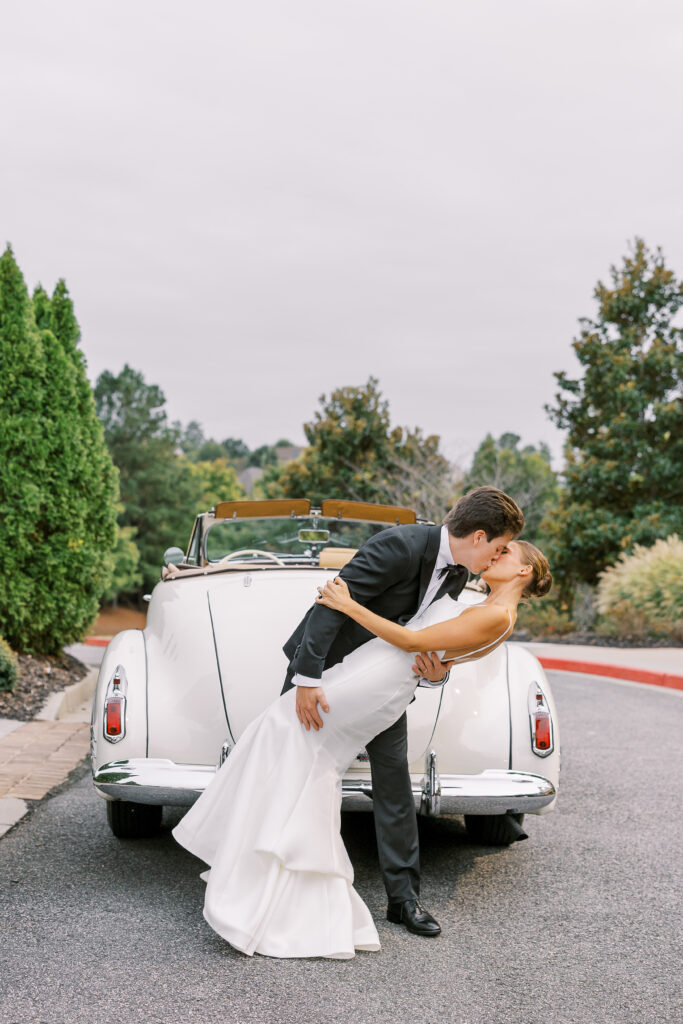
[275,445,304,464]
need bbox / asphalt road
[1,671,681,1024]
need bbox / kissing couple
[173,486,552,958]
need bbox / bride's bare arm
[316,578,510,658]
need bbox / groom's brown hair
[443,486,524,540]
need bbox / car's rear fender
[91,628,148,777]
[506,644,560,814]
[420,644,510,776]
[144,575,231,765]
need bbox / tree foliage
[101,512,143,605]
[0,246,118,652]
[545,239,683,592]
[186,458,245,511]
[265,377,457,520]
[94,365,206,591]
[461,433,559,544]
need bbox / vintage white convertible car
[91,499,560,845]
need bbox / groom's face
[466,531,515,575]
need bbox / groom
[281,486,524,937]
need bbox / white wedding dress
[172,596,499,959]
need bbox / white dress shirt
[414,525,458,688]
[294,526,459,689]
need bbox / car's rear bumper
[344,769,556,814]
[93,759,556,814]
[93,759,216,805]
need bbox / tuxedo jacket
[282,524,468,691]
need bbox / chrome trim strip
[93,759,217,806]
[94,760,555,814]
[420,750,441,816]
[505,643,513,770]
[143,629,149,759]
[206,592,236,746]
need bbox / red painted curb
[82,638,681,690]
[538,657,683,691]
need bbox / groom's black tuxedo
[282,524,468,686]
[281,523,468,904]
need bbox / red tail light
[104,698,123,737]
[103,666,127,743]
[528,683,554,757]
[534,713,551,750]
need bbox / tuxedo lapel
[416,525,443,609]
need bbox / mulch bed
[511,630,682,647]
[0,651,88,722]
[89,605,146,636]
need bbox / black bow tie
[438,563,466,581]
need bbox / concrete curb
[537,656,683,691]
[0,796,29,838]
[35,667,99,722]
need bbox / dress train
[173,596,468,958]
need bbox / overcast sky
[2,0,682,470]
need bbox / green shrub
[596,535,683,641]
[0,636,18,692]
[515,593,575,638]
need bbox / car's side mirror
[163,546,185,567]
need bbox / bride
[172,538,552,960]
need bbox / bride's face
[462,531,515,574]
[479,542,531,586]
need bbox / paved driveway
[1,671,681,1024]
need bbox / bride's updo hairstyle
[516,540,553,599]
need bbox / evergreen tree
[35,281,118,646]
[545,239,683,593]
[0,248,118,652]
[0,246,48,647]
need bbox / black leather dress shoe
[386,899,441,937]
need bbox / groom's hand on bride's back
[296,685,330,731]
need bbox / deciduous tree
[462,433,559,544]
[186,458,245,511]
[94,365,204,590]
[266,377,457,519]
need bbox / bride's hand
[316,576,353,612]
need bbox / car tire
[464,812,527,846]
[106,800,162,839]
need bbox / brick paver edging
[0,721,90,801]
[538,657,683,691]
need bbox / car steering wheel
[217,549,287,567]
